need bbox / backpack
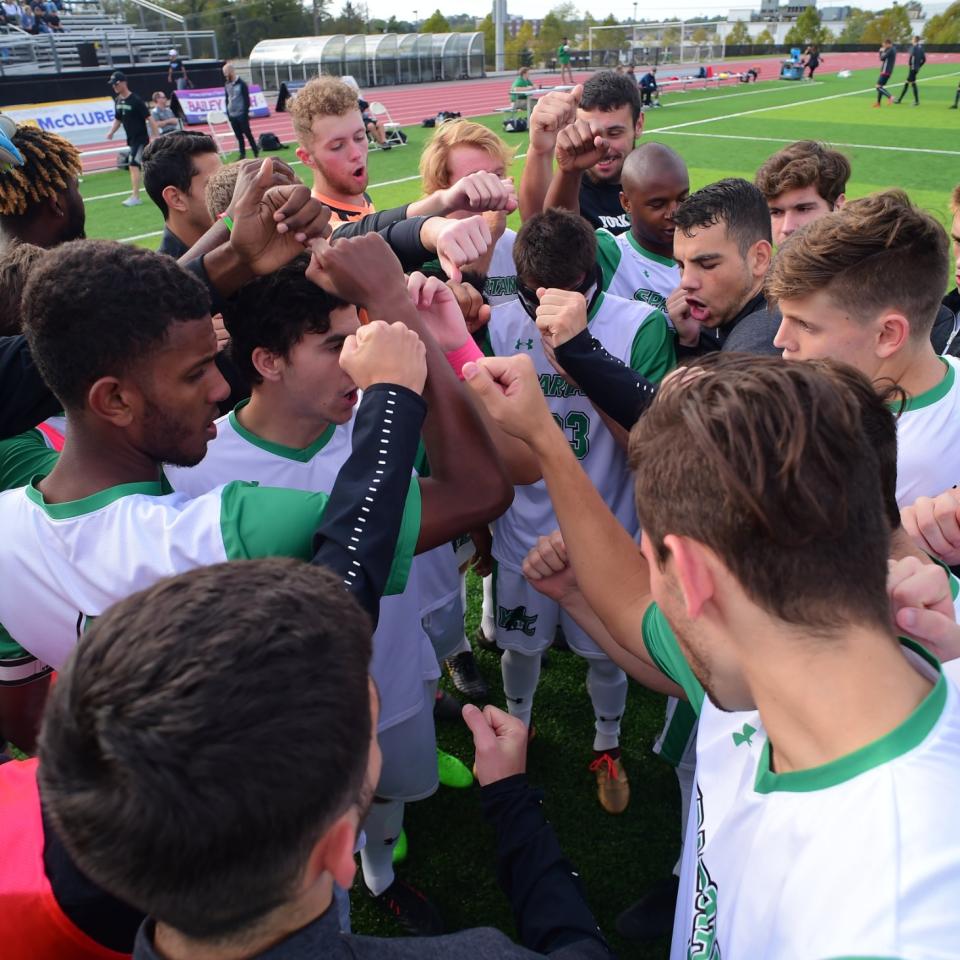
[503,116,528,133]
[258,132,285,151]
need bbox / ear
[662,534,716,620]
[162,184,188,214]
[619,190,631,215]
[875,311,911,359]
[251,345,285,382]
[300,814,358,893]
[86,376,136,428]
[749,239,772,280]
[833,193,846,210]
[295,145,316,171]
[634,111,645,138]
[47,192,66,219]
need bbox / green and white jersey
[484,292,675,568]
[595,228,680,314]
[642,603,960,960]
[0,467,419,677]
[895,356,960,507]
[167,403,436,731]
[483,228,518,306]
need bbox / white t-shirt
[642,604,960,959]
[0,470,418,673]
[595,227,680,315]
[167,404,437,731]
[896,356,960,507]
[484,292,675,568]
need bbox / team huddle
[0,68,959,960]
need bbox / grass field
[77,61,960,959]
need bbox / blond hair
[766,189,948,338]
[951,184,960,215]
[419,120,515,194]
[288,77,359,145]
[205,162,241,220]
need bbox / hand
[439,171,518,215]
[535,287,588,347]
[229,158,332,276]
[469,526,494,578]
[106,130,114,140]
[225,157,300,206]
[305,232,406,309]
[447,280,491,334]
[462,354,555,447]
[434,215,492,284]
[555,118,611,174]
[528,85,582,154]
[339,320,426,395]
[900,488,960,565]
[211,313,229,352]
[522,530,581,606]
[462,703,528,786]
[888,556,960,663]
[406,271,469,351]
[665,285,700,347]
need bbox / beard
[141,395,206,468]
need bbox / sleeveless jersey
[483,229,518,306]
[595,228,680,314]
[485,292,675,568]
[166,403,436,732]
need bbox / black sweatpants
[229,114,258,157]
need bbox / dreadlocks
[0,125,81,217]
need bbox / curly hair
[205,161,241,220]
[754,140,850,207]
[0,125,81,218]
[0,241,45,336]
[288,77,359,145]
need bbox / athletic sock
[360,798,405,896]
[481,574,495,640]
[586,657,628,752]
[501,648,541,729]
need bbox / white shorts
[421,592,465,663]
[494,562,609,660]
[375,683,439,802]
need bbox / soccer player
[0,124,84,249]
[950,80,960,109]
[895,35,926,105]
[595,142,688,311]
[106,71,160,207]
[754,139,849,247]
[874,39,896,107]
[289,77,515,230]
[666,178,779,355]
[141,131,222,257]
[464,349,960,959]
[520,71,642,233]
[37,559,614,960]
[801,44,821,80]
[481,208,675,813]
[166,251,512,933]
[557,36,574,85]
[944,183,960,334]
[767,189,960,507]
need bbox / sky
[363,0,948,25]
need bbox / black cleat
[472,625,501,654]
[444,650,490,699]
[615,874,680,942]
[433,688,463,722]
[370,878,444,936]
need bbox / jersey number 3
[552,411,591,460]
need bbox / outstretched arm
[519,86,581,221]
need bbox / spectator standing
[106,71,159,207]
[167,48,189,90]
[223,61,259,159]
[557,36,574,84]
[150,91,179,135]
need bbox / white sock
[501,648,541,729]
[586,657,627,752]
[359,798,405,896]
[673,760,696,876]
[481,574,496,639]
[450,634,471,657]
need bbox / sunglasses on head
[516,263,602,320]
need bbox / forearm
[108,119,120,137]
[519,147,554,221]
[333,203,410,238]
[543,168,582,216]
[481,775,612,957]
[184,243,251,299]
[406,193,450,218]
[312,384,426,622]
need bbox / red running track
[77,52,960,174]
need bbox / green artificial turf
[75,62,960,958]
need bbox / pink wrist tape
[445,338,484,380]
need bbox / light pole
[632,1,637,59]
[413,9,417,30]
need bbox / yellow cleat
[590,752,630,814]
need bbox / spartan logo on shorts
[688,786,720,958]
[498,604,538,636]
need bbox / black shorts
[127,137,148,167]
[906,69,919,82]
[877,72,891,86]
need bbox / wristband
[218,212,234,233]
[445,338,484,380]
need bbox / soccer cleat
[391,828,408,864]
[472,625,500,654]
[437,748,473,788]
[950,104,958,109]
[590,752,630,814]
[615,874,681,941]
[122,196,143,206]
[369,878,443,936]
[872,102,881,108]
[444,650,490,699]
[433,689,463,723]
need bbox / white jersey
[417,542,461,616]
[0,470,416,672]
[482,228,518,306]
[167,404,437,732]
[641,604,960,960]
[595,228,680,314]
[896,356,960,507]
[484,292,675,568]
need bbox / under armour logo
[515,338,534,350]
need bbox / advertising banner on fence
[174,86,271,125]
[0,97,117,146]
